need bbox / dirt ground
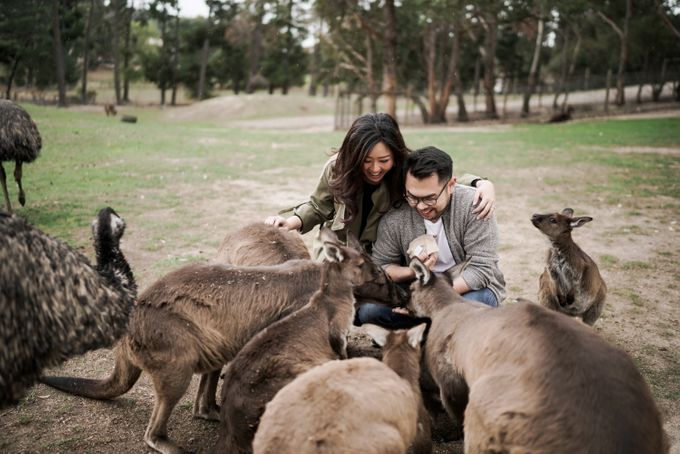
[1,109,678,453]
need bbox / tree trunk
[281,0,293,96]
[561,28,581,110]
[473,56,481,112]
[122,5,132,104]
[652,58,667,102]
[159,15,167,106]
[452,12,467,122]
[197,6,212,101]
[553,31,569,109]
[365,35,378,112]
[81,0,95,104]
[51,0,67,107]
[382,0,398,118]
[111,0,122,105]
[636,53,649,104]
[604,68,612,112]
[482,13,498,119]
[5,56,21,100]
[308,19,321,96]
[171,12,179,106]
[615,0,632,106]
[521,15,544,117]
[424,24,437,123]
[246,9,264,94]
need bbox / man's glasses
[404,179,450,207]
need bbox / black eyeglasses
[404,179,450,207]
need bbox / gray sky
[177,0,209,18]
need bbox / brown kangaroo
[193,223,311,421]
[252,323,431,454]
[40,228,396,454]
[408,258,668,453]
[104,104,117,116]
[531,207,607,325]
[215,229,377,453]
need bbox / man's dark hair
[405,146,453,183]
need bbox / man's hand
[392,307,410,315]
[472,180,496,220]
[419,252,438,271]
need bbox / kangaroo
[215,229,378,453]
[104,104,117,116]
[192,223,312,421]
[531,207,607,325]
[215,222,310,265]
[407,258,668,453]
[252,323,431,454]
[40,228,396,454]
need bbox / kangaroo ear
[319,227,340,243]
[363,324,389,347]
[570,216,593,228]
[323,242,345,263]
[561,208,574,217]
[407,323,427,348]
[346,232,362,251]
[409,257,431,285]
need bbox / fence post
[584,67,590,91]
[604,69,612,113]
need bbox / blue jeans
[354,288,498,329]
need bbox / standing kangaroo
[40,229,396,454]
[216,229,377,453]
[252,323,431,454]
[192,223,312,421]
[407,258,667,453]
[531,207,607,325]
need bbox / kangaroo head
[531,208,592,240]
[407,257,460,316]
[364,323,427,351]
[320,228,382,288]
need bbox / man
[357,146,506,328]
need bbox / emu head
[531,208,593,240]
[92,207,126,245]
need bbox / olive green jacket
[291,156,481,260]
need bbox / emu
[0,100,42,213]
[40,229,397,454]
[0,207,136,408]
[407,258,667,453]
[532,207,607,325]
[253,323,431,454]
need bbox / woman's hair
[329,113,409,223]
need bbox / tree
[592,0,633,106]
[51,0,68,106]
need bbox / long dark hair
[329,113,409,223]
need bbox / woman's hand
[472,180,496,220]
[264,215,302,231]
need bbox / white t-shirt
[424,218,455,272]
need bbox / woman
[265,112,496,259]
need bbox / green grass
[10,104,680,257]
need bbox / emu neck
[94,232,136,296]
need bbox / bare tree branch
[594,9,623,38]
[655,0,680,39]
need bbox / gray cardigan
[372,184,506,304]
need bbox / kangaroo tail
[40,340,140,400]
